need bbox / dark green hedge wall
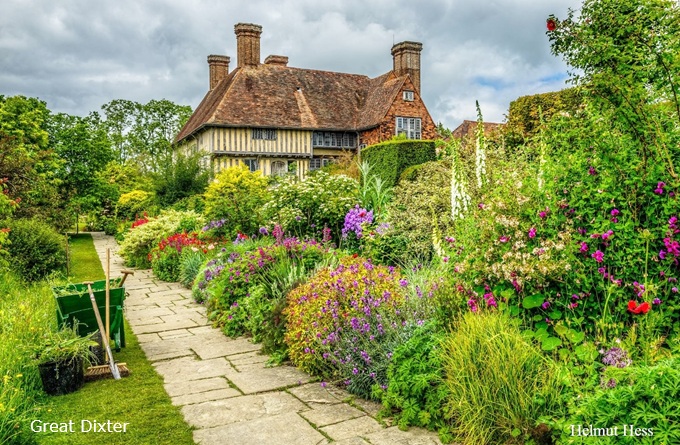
[361,140,436,187]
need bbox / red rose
[547,19,557,31]
[628,300,650,314]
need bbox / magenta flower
[592,250,604,263]
[610,208,620,216]
[653,298,662,305]
[569,302,579,309]
[588,166,597,175]
[539,211,547,219]
[541,301,551,310]
[654,182,665,195]
[579,242,589,253]
[601,230,614,241]
[499,236,510,243]
[528,227,536,239]
[673,287,678,293]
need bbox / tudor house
[175,23,436,178]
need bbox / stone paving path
[91,232,442,445]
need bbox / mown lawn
[36,233,194,445]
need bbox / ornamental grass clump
[441,311,563,445]
[283,256,407,378]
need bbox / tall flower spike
[474,100,487,189]
[450,139,470,220]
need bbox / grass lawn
[36,233,194,445]
[66,234,105,283]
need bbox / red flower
[547,19,557,31]
[628,300,650,314]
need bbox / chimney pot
[207,55,230,90]
[235,23,263,67]
[391,41,423,94]
[264,55,289,66]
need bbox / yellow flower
[15,374,22,378]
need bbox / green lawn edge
[35,233,194,445]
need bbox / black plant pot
[38,357,84,396]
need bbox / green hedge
[360,139,436,188]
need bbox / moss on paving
[36,233,194,445]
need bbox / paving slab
[364,426,444,445]
[193,412,327,445]
[192,337,261,360]
[288,383,343,405]
[153,356,232,383]
[320,415,384,441]
[165,377,233,398]
[224,363,312,394]
[172,388,241,406]
[181,392,306,429]
[300,402,365,427]
[134,318,199,334]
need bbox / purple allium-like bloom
[602,347,632,368]
[259,226,269,235]
[591,250,604,263]
[399,279,408,287]
[528,227,536,239]
[653,298,662,305]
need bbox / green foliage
[360,139,436,188]
[548,0,680,178]
[556,358,680,444]
[375,160,454,264]
[358,161,393,219]
[117,190,156,221]
[379,322,452,442]
[101,99,192,172]
[441,312,563,445]
[118,209,205,268]
[178,249,209,289]
[263,170,358,242]
[153,151,209,208]
[504,88,584,146]
[33,324,97,366]
[204,164,270,238]
[4,218,66,281]
[0,271,55,443]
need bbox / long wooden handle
[85,283,120,380]
[106,249,110,343]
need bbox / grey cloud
[0,0,582,128]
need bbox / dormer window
[252,128,277,140]
[403,90,414,101]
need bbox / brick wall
[359,78,436,146]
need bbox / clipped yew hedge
[360,139,436,188]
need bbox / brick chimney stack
[207,55,230,90]
[235,23,262,68]
[391,41,423,94]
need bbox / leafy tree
[101,99,192,172]
[48,111,114,220]
[548,0,680,177]
[0,96,62,222]
[153,151,209,208]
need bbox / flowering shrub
[149,232,210,282]
[116,189,155,221]
[283,256,407,377]
[118,209,205,268]
[203,164,269,238]
[262,170,358,243]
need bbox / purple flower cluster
[202,219,226,232]
[601,347,632,368]
[342,205,374,239]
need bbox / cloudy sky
[1,0,582,129]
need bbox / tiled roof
[451,120,504,140]
[176,64,407,143]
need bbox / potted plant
[34,325,97,395]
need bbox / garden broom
[83,281,128,381]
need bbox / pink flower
[579,242,589,253]
[528,227,536,239]
[569,302,579,309]
[601,230,614,241]
[610,208,620,216]
[654,182,665,195]
[588,166,597,175]
[591,250,604,263]
[499,236,510,243]
[539,211,547,219]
